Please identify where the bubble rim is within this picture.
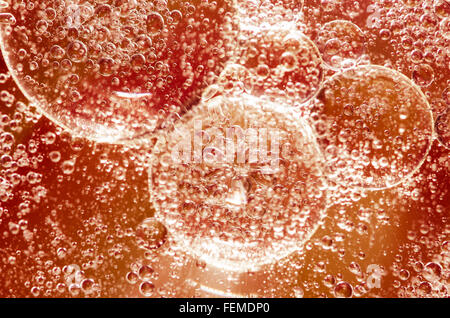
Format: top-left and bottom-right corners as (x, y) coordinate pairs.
(236, 20), (325, 106)
(435, 109), (450, 150)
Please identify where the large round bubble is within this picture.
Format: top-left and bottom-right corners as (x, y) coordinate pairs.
(148, 92), (328, 271)
(0, 0), (237, 143)
(308, 65), (434, 190)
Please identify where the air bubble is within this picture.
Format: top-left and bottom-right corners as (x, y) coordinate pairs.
(139, 281), (155, 297)
(0, 13), (15, 25)
(315, 20), (366, 70)
(334, 281), (353, 298)
(0, 0), (237, 143)
(433, 0), (450, 18)
(146, 12), (165, 35)
(412, 64), (435, 87)
(309, 65), (433, 189)
(149, 92), (328, 271)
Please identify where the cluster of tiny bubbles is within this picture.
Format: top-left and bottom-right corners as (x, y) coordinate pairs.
(384, 1), (447, 115)
(0, 0), (239, 143)
(392, 217), (450, 297)
(148, 91), (329, 272)
(300, 0), (450, 120)
(305, 64), (434, 191)
(127, 231), (224, 297)
(142, 0), (447, 297)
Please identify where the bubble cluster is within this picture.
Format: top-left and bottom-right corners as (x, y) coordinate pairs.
(149, 92), (328, 271)
(236, 0), (304, 25)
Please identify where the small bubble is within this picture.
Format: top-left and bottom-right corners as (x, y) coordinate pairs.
(334, 281), (353, 298)
(126, 272), (139, 284)
(139, 281), (155, 297)
(423, 262), (442, 282)
(61, 159), (76, 175)
(138, 265), (154, 281)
